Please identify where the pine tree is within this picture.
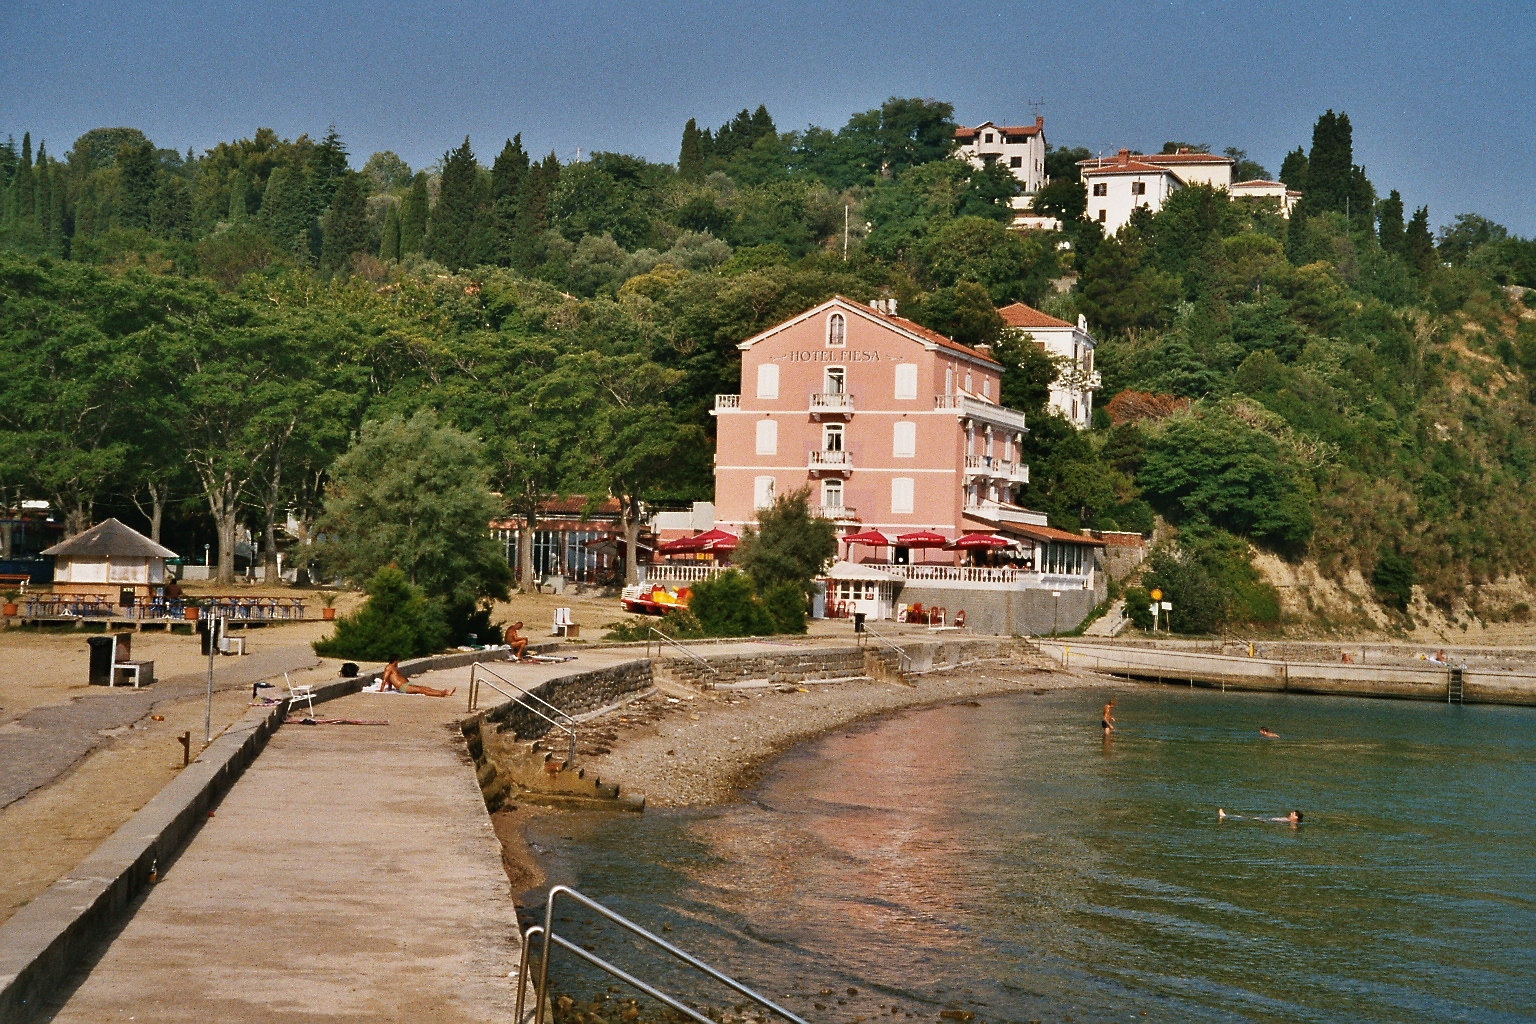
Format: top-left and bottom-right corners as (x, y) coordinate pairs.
(510, 152), (559, 272)
(380, 201), (401, 260)
(399, 172), (429, 254)
(679, 119), (704, 181)
(1404, 206), (1435, 276)
(48, 163), (66, 255)
(1278, 147), (1308, 191)
(306, 126), (349, 217)
(34, 144), (51, 239)
(1377, 190), (1405, 256)
(473, 135), (528, 264)
(1285, 212), (1309, 266)
(260, 165), (314, 263)
(151, 174), (192, 239)
(12, 132), (36, 230)
(749, 104), (776, 141)
(116, 138), (158, 230)
(320, 170), (370, 273)
(424, 137), (479, 270)
(0, 135), (17, 191)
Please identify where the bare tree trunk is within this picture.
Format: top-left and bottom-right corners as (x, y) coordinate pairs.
(131, 482), (167, 543)
(622, 497), (643, 585)
(217, 508), (238, 584)
(518, 511), (537, 592)
(262, 463), (282, 580)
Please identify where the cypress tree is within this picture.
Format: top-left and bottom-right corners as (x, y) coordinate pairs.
(260, 166), (314, 262)
(473, 135), (528, 264)
(510, 152), (559, 273)
(116, 138), (158, 230)
(399, 171), (429, 254)
(306, 126), (349, 217)
(228, 171), (248, 223)
(1278, 147), (1308, 191)
(0, 135), (17, 191)
(1404, 206), (1435, 276)
(749, 104), (776, 142)
(380, 201), (401, 260)
(1377, 190), (1405, 256)
(151, 174), (192, 239)
(320, 170), (370, 273)
(1285, 212), (1309, 266)
(679, 119), (704, 181)
(13, 132), (35, 230)
(48, 163), (66, 255)
(424, 137), (479, 270)
(34, 144), (51, 238)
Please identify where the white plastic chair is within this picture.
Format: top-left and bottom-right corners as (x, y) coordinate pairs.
(284, 671), (316, 717)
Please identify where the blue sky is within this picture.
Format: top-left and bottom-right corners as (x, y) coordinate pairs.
(4, 0), (1533, 234)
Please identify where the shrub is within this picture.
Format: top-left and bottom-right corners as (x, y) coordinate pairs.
(313, 566), (447, 660)
(689, 570), (776, 637)
(1143, 529), (1282, 634)
(759, 579), (809, 635)
(604, 607), (704, 641)
(1371, 550), (1416, 611)
(1123, 586), (1154, 630)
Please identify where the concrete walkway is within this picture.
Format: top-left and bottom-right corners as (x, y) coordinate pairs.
(45, 683), (521, 1023)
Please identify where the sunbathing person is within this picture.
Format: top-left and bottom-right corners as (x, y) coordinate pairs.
(380, 656), (455, 697)
(505, 621), (529, 661)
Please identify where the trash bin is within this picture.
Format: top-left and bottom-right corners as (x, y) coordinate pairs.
(87, 636), (116, 685)
(853, 612), (867, 634)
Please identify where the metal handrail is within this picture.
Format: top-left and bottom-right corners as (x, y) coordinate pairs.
(529, 885), (810, 1024)
(645, 628), (717, 674)
(861, 624), (911, 672)
(468, 663), (578, 765)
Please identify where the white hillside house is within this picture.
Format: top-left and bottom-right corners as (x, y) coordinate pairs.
(998, 302), (1101, 429)
(1230, 179), (1302, 217)
(955, 118), (1048, 194)
(1080, 149), (1240, 236)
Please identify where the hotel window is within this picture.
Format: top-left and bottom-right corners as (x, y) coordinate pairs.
(964, 371), (973, 393)
(827, 312), (846, 348)
(755, 419), (778, 455)
(984, 133), (993, 143)
(753, 476), (776, 509)
(1009, 156), (1022, 168)
(1098, 210), (1107, 223)
(1092, 182), (1107, 197)
(985, 426), (994, 457)
(945, 366), (954, 395)
(824, 366), (845, 395)
(894, 363), (918, 400)
(1084, 348), (1093, 373)
(1131, 181), (1147, 195)
(892, 421), (916, 457)
(823, 423), (844, 452)
(756, 363), (779, 399)
(822, 479), (843, 509)
(982, 377), (991, 400)
(891, 477), (914, 514)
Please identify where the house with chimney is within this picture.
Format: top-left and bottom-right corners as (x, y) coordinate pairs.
(998, 303), (1101, 429)
(1079, 148), (1302, 235)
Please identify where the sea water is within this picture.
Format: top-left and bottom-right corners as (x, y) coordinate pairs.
(523, 687), (1536, 1023)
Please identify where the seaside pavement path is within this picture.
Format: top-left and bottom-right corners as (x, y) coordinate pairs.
(38, 646), (670, 1022)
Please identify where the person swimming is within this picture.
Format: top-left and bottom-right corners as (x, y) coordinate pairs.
(1259, 727), (1279, 738)
(1101, 699), (1116, 733)
(1268, 810), (1303, 825)
(1219, 809), (1302, 824)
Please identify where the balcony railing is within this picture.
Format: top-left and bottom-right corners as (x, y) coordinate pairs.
(808, 450), (853, 474)
(713, 394), (741, 411)
(642, 563), (729, 583)
(964, 454), (1027, 480)
(880, 564), (1094, 589)
(808, 504), (859, 522)
(935, 394), (1029, 432)
(808, 392), (855, 415)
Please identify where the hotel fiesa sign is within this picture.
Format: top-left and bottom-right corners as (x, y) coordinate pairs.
(777, 350), (885, 363)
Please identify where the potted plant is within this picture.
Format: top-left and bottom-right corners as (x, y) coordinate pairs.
(2, 588), (19, 617)
(183, 596), (202, 621)
(319, 591), (339, 621)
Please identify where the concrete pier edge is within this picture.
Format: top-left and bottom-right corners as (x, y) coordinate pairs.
(0, 647), (517, 1022)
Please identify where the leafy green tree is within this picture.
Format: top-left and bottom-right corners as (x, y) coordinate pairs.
(1223, 147), (1269, 182)
(995, 326), (1061, 414)
(1077, 234), (1180, 336)
(916, 215), (1057, 303)
(678, 118), (704, 181)
(837, 97), (957, 182)
(399, 171), (429, 254)
(1278, 147), (1308, 191)
(361, 150), (413, 192)
(737, 487), (837, 604)
(1437, 213), (1507, 265)
(227, 170), (249, 224)
(1138, 410), (1315, 551)
(1143, 529), (1280, 633)
(151, 174), (192, 239)
(1032, 176), (1086, 223)
(1371, 548), (1415, 611)
(907, 281), (1007, 348)
(425, 137), (480, 269)
(474, 135), (529, 265)
(317, 410), (511, 621)
(313, 565), (448, 659)
(320, 170), (369, 273)
(260, 166), (314, 262)
(688, 569), (775, 637)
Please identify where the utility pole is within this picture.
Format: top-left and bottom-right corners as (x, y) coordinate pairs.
(843, 204), (849, 260)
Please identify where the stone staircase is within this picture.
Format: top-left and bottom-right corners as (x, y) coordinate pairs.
(465, 717), (644, 812)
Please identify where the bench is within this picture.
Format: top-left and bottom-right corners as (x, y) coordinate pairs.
(551, 606), (581, 638)
(111, 660), (155, 687)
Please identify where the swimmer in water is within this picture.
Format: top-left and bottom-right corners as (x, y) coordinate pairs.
(1259, 727), (1279, 738)
(1267, 810), (1303, 826)
(1102, 699), (1116, 733)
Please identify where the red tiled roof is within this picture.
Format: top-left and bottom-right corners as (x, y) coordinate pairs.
(1141, 152), (1233, 165)
(835, 297), (1003, 367)
(955, 118), (1043, 140)
(997, 302), (1073, 330)
(1231, 179), (1285, 187)
(1080, 159), (1170, 176)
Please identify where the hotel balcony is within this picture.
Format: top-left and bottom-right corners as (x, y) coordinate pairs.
(808, 504), (859, 524)
(935, 394), (1029, 433)
(808, 392), (855, 419)
(808, 450), (853, 477)
(711, 394), (741, 414)
(964, 454), (1029, 483)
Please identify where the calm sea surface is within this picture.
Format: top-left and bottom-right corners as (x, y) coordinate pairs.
(524, 687), (1536, 1023)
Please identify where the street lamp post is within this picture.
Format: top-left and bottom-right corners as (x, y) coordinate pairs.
(1051, 590), (1061, 636)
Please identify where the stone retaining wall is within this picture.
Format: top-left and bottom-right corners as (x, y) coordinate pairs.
(484, 660), (654, 740)
(899, 585), (1102, 637)
(656, 647), (872, 690)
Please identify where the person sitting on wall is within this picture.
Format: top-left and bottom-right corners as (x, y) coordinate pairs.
(505, 621), (529, 661)
(380, 656), (455, 697)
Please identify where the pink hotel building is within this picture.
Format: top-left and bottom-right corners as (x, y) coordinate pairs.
(708, 297), (1106, 634)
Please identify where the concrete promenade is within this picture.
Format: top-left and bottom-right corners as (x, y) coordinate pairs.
(43, 681), (522, 1023)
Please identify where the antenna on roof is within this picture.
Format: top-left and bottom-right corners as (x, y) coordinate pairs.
(1026, 97), (1045, 118)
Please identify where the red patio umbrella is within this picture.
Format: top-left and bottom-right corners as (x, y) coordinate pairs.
(946, 533), (1013, 550)
(657, 534), (706, 554)
(842, 529), (893, 547)
(692, 527), (739, 552)
(895, 530), (949, 548)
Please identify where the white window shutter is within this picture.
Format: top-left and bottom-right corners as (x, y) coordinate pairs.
(894, 363), (918, 399)
(754, 476), (776, 509)
(892, 421), (916, 457)
(755, 419), (778, 455)
(891, 478), (915, 514)
(756, 363), (779, 399)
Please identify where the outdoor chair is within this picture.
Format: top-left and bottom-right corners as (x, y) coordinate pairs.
(284, 671), (316, 717)
(552, 607), (581, 638)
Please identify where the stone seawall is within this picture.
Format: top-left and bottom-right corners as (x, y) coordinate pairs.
(898, 586), (1101, 637)
(484, 660), (654, 740)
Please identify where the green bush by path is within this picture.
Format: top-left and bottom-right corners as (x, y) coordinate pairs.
(313, 566), (447, 660)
